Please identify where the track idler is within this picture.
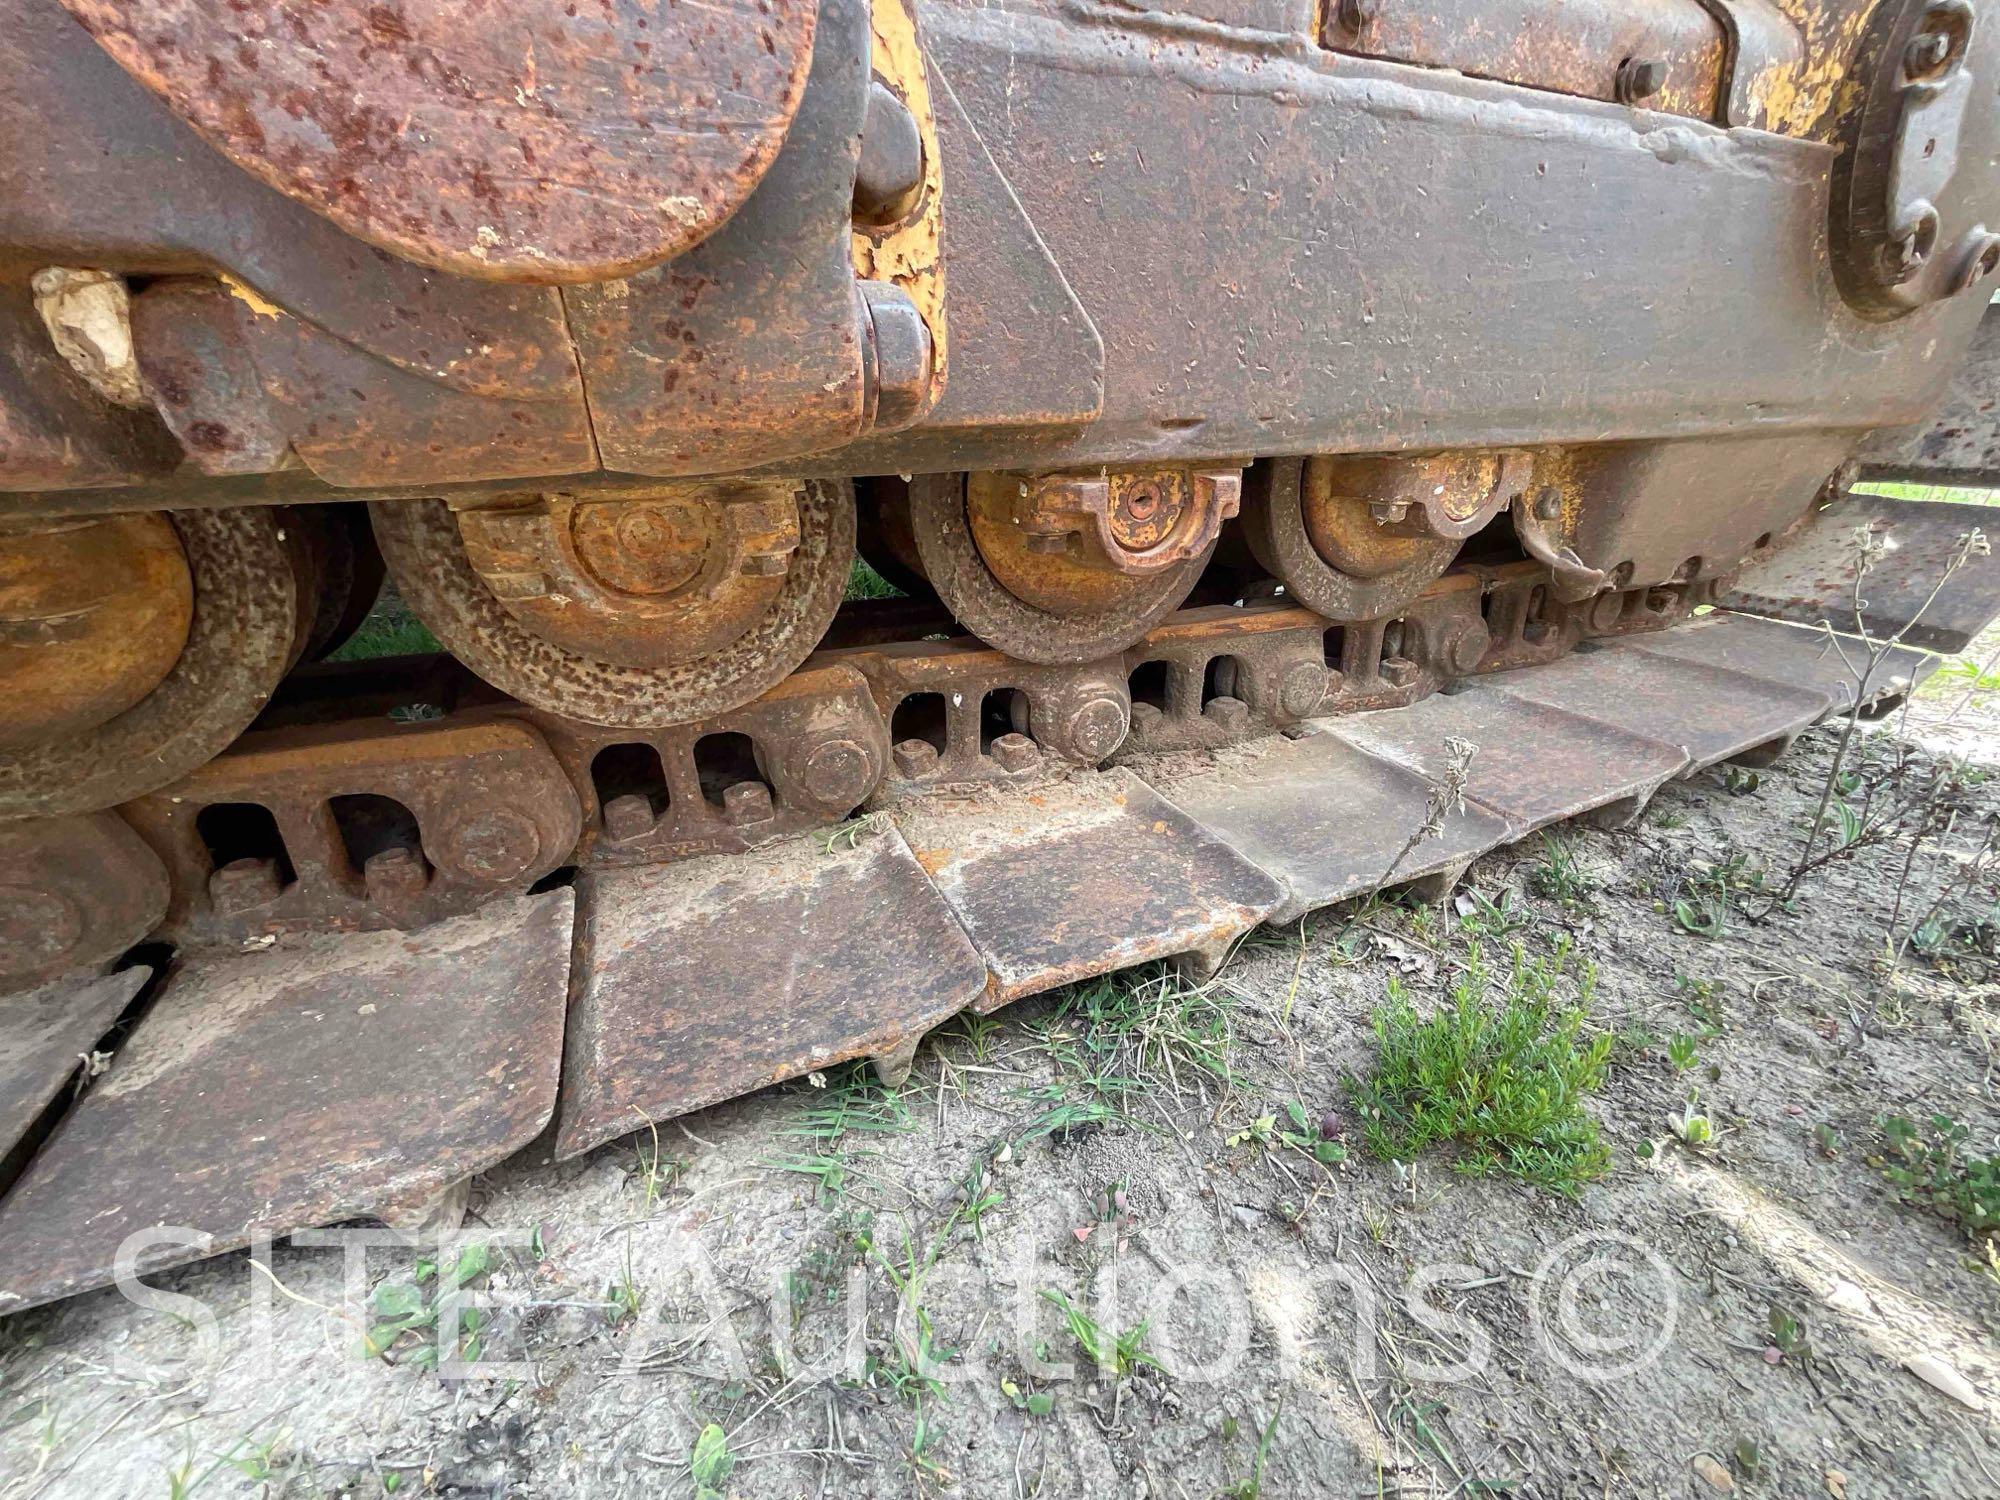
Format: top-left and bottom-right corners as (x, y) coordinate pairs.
(1242, 452), (1528, 624)
(371, 481), (855, 726)
(904, 467), (1240, 663)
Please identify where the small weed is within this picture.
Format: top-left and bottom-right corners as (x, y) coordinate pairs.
(1000, 1377), (1054, 1416)
(365, 1242), (492, 1365)
(690, 1422), (734, 1500)
(1228, 1099), (1347, 1165)
(1815, 1122), (1842, 1159)
(1530, 828), (1593, 908)
(604, 1236), (643, 1327)
(1875, 1114), (2000, 1249)
(1347, 940), (1611, 1194)
(845, 558), (903, 601)
(1455, 886), (1525, 938)
(1223, 1401), (1283, 1499)
(1723, 766), (1762, 797)
(1669, 1091), (1716, 1148)
(1043, 966), (1241, 1094)
(1765, 1306), (1812, 1364)
(785, 1063), (913, 1144)
(1040, 1289), (1160, 1380)
(1666, 1033), (1700, 1072)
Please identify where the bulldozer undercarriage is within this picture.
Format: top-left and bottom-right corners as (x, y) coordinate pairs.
(5, 0), (2000, 1312)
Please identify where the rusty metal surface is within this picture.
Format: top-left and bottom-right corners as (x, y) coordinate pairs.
(0, 514), (191, 748)
(818, 634), (1130, 791)
(823, 3), (1985, 484)
(0, 508), (298, 820)
(1529, 433), (1856, 592)
(556, 824), (985, 1158)
(0, 967), (147, 1169)
(1243, 459), (1460, 623)
(0, 0), (595, 397)
(121, 715), (582, 949)
(1482, 638), (1835, 772)
(522, 662), (888, 865)
(1860, 303), (2000, 485)
(221, 294), (598, 489)
(1324, 0), (1729, 120)
(1328, 683), (1689, 833)
(59, 0), (816, 284)
(1146, 734), (1512, 926)
(1826, 0), (2000, 319)
(1721, 492), (2000, 654)
(897, 768), (1283, 1008)
(0, 891), (574, 1316)
(566, 0), (891, 476)
(371, 483), (854, 727)
(1628, 610), (1934, 709)
(0, 814), (168, 990)
(909, 473), (1219, 663)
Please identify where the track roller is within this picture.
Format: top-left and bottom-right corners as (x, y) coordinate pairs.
(1242, 453), (1528, 621)
(905, 468), (1239, 664)
(370, 482), (855, 727)
(0, 509), (300, 819)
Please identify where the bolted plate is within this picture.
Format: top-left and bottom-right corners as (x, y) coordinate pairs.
(897, 769), (1284, 1009)
(1326, 685), (1688, 833)
(1143, 736), (1512, 926)
(0, 891), (573, 1317)
(1481, 639), (1836, 772)
(1624, 610), (1934, 711)
(1721, 494), (2000, 655)
(0, 967), (148, 1173)
(555, 823), (986, 1160)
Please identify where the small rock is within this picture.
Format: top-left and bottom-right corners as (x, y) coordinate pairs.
(1825, 1469), (1848, 1499)
(1230, 1203), (1265, 1231)
(1823, 1280), (1875, 1319)
(1692, 1454), (1735, 1492)
(1905, 1353), (1982, 1409)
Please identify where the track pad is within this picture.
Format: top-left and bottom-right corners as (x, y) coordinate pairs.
(1145, 736), (1512, 926)
(0, 892), (573, 1316)
(556, 823), (987, 1160)
(897, 769), (1283, 1009)
(0, 968), (148, 1175)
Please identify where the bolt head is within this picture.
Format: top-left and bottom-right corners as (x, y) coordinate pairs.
(1279, 662), (1328, 719)
(723, 781), (776, 825)
(1616, 57), (1667, 103)
(208, 856), (283, 915)
(990, 732), (1042, 774)
(0, 884), (82, 961)
(1203, 695), (1251, 734)
(1379, 657), (1421, 689)
(800, 737), (876, 807)
(363, 845), (429, 904)
(434, 807), (542, 883)
(1447, 621), (1492, 676)
(1905, 31), (1952, 78)
(1066, 696), (1130, 762)
(601, 793), (656, 844)
(892, 738), (942, 778)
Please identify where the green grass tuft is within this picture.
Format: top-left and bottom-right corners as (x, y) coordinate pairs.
(845, 558), (905, 600)
(1348, 939), (1612, 1194)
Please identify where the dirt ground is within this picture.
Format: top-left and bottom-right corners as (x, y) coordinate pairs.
(5, 634), (2000, 1500)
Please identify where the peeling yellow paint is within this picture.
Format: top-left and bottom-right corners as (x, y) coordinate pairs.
(219, 272), (284, 321)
